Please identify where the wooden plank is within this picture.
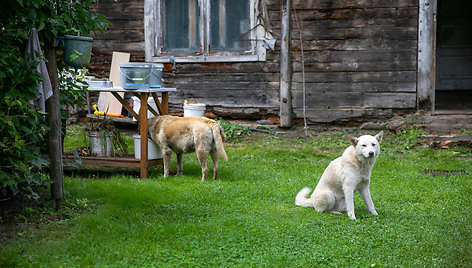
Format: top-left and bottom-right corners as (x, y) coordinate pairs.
(270, 7), (418, 29)
(417, 0), (436, 110)
(292, 39), (417, 51)
(294, 7), (418, 21)
(92, 30), (144, 41)
(166, 86), (279, 104)
(292, 71), (416, 83)
(97, 52), (130, 115)
(292, 81), (416, 92)
(144, 0), (154, 61)
(93, 1), (143, 11)
(92, 20), (144, 30)
(62, 154), (162, 169)
(168, 81), (274, 90)
(161, 72), (279, 82)
(109, 52), (129, 87)
(292, 27), (418, 41)
(288, 0), (418, 9)
(292, 50), (417, 64)
(165, 62), (278, 74)
(86, 114), (137, 124)
(291, 51), (417, 72)
(93, 41), (145, 54)
(293, 107), (395, 123)
(292, 91), (416, 109)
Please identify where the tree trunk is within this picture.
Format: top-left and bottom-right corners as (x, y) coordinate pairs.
(44, 38), (64, 211)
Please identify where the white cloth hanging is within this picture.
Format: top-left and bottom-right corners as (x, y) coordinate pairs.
(24, 28), (53, 113)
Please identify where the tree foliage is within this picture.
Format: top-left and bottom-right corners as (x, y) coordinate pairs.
(0, 0), (109, 199)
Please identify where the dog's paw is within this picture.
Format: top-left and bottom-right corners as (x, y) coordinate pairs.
(370, 209), (378, 216)
(348, 211), (356, 220)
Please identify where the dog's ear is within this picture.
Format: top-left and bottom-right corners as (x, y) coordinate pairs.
(349, 136), (358, 146)
(375, 130), (384, 144)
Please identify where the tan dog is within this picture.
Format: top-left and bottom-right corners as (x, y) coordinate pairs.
(295, 131), (383, 219)
(148, 115), (228, 181)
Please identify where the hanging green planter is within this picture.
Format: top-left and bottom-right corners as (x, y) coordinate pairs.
(62, 35), (93, 69)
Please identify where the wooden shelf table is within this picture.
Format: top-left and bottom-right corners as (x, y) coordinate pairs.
(85, 86), (177, 178)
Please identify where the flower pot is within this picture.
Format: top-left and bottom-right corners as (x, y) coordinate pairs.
(89, 131), (113, 157)
(62, 35), (93, 69)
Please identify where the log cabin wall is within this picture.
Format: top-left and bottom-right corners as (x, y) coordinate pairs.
(287, 0), (418, 123)
(90, 0), (419, 123)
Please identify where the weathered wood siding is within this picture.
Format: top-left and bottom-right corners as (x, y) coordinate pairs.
(89, 0), (145, 77)
(285, 0), (418, 122)
(90, 0), (419, 123)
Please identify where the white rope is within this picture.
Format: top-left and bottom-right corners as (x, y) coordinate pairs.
(293, 8), (308, 136)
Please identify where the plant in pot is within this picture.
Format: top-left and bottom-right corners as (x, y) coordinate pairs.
(85, 118), (128, 157)
(61, 35), (94, 69)
(55, 0), (110, 70)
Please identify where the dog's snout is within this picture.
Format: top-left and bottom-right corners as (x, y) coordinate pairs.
(369, 151), (374, 157)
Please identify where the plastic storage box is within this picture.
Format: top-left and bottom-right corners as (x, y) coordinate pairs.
(119, 63), (163, 89)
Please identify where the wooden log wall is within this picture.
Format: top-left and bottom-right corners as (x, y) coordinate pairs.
(89, 0), (145, 78)
(286, 0), (419, 122)
(89, 0), (419, 123)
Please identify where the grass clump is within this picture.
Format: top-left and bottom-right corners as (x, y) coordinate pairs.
(0, 126), (471, 267)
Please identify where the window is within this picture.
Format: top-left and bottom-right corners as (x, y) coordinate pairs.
(144, 0), (272, 62)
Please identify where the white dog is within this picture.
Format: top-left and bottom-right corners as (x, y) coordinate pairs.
(295, 131), (383, 219)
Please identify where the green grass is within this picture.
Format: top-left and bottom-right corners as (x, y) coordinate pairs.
(1, 127), (471, 267)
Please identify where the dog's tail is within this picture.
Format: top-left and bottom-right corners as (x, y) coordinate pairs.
(211, 124), (228, 162)
(295, 187), (314, 207)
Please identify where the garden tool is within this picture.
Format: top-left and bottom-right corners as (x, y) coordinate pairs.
(93, 104), (123, 117)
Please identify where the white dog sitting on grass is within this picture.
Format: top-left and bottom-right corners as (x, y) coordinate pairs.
(295, 131), (383, 220)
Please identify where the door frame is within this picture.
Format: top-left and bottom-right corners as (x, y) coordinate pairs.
(417, 0), (437, 112)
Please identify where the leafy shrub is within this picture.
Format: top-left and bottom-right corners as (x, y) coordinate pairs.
(218, 119), (250, 139)
(0, 0), (109, 200)
(0, 26), (51, 199)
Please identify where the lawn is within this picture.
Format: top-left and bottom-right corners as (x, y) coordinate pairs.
(1, 125), (471, 267)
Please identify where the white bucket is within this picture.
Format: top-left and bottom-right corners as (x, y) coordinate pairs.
(184, 103), (206, 117)
(133, 134), (162, 160)
(131, 96), (160, 121)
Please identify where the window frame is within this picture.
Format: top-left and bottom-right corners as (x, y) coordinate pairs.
(144, 0), (268, 63)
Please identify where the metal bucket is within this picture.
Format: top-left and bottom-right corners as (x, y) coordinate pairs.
(89, 131), (113, 157)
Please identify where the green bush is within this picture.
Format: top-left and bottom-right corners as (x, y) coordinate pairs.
(218, 119), (250, 139)
(0, 0), (109, 199)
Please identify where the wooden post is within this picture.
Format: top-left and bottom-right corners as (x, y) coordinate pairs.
(44, 38), (64, 210)
(417, 0), (437, 111)
(279, 0), (292, 127)
(139, 93), (150, 178)
(161, 92), (169, 114)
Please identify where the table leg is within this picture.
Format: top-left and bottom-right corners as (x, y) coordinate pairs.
(162, 92), (169, 114)
(139, 93), (149, 178)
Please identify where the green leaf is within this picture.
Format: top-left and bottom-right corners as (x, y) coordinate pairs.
(29, 157), (49, 169)
(37, 21), (45, 32)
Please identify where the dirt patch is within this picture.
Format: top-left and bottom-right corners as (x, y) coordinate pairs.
(0, 194), (66, 244)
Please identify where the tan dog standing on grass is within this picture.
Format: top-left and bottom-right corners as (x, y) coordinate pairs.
(295, 131), (383, 219)
(148, 115), (228, 181)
